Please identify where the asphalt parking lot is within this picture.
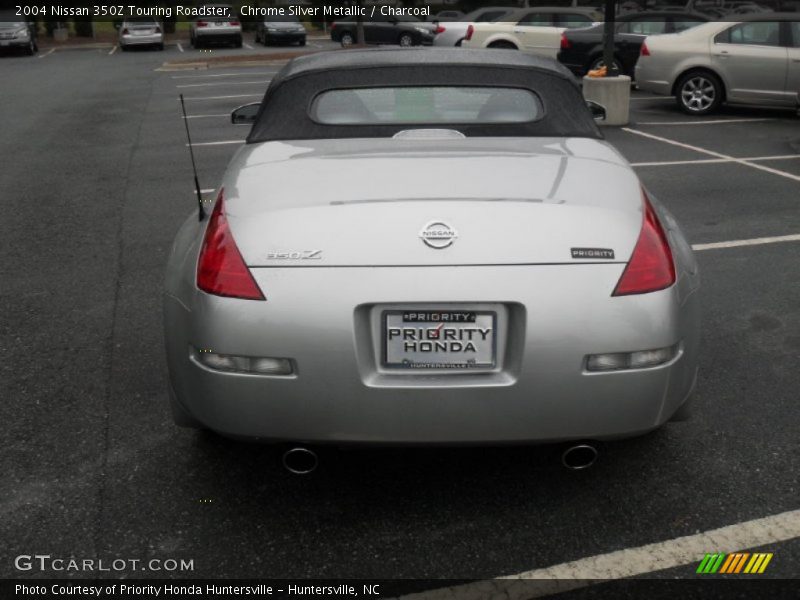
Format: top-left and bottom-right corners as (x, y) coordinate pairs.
(0, 43), (798, 588)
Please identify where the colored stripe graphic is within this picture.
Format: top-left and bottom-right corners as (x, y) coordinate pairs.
(701, 552), (773, 574)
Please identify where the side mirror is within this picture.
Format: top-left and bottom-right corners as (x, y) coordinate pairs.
(586, 100), (606, 122)
(231, 102), (261, 125)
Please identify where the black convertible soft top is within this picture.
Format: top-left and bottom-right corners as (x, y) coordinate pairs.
(247, 48), (602, 143)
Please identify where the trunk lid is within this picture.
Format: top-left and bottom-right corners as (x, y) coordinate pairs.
(222, 136), (644, 267)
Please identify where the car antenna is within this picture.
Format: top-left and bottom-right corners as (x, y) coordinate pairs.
(179, 94), (206, 222)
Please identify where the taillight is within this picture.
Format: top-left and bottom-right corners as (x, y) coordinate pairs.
(435, 25), (446, 34)
(197, 190), (265, 301)
(121, 28), (129, 35)
(331, 22), (337, 30)
(560, 33), (571, 49)
(612, 191), (675, 296)
(465, 24), (474, 41)
(230, 21), (240, 26)
(640, 41), (650, 56)
(197, 20), (208, 28)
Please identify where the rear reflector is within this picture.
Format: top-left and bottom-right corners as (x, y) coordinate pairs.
(465, 24), (474, 41)
(230, 21), (240, 26)
(197, 21), (208, 27)
(194, 349), (293, 375)
(640, 42), (650, 56)
(196, 189), (265, 301)
(586, 345), (678, 372)
(612, 190), (675, 296)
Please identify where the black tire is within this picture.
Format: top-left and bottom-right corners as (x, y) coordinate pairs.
(298, 38), (306, 46)
(157, 42), (164, 51)
(487, 40), (517, 50)
(588, 55), (623, 75)
(675, 70), (723, 116)
(398, 32), (414, 47)
(234, 36), (242, 48)
(340, 31), (355, 47)
(120, 44), (128, 52)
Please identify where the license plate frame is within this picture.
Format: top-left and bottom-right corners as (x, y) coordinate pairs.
(382, 310), (497, 370)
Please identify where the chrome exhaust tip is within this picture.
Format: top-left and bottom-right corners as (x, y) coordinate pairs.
(282, 447), (318, 475)
(561, 444), (598, 470)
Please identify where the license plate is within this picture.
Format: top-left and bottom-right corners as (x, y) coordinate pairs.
(383, 310), (496, 370)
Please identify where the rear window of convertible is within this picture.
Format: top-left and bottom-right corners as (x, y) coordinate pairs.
(310, 87), (543, 125)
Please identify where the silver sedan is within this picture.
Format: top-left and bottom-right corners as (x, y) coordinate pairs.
(636, 14), (800, 115)
(118, 17), (164, 51)
(165, 50), (700, 461)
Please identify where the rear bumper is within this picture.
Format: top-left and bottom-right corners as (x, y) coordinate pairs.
(120, 34), (163, 46)
(634, 65), (672, 95)
(195, 30), (242, 41)
(165, 265), (699, 444)
(264, 32), (306, 42)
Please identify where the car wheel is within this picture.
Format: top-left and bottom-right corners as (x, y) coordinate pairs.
(157, 42), (164, 51)
(676, 70), (723, 116)
(488, 41), (517, 49)
(299, 38), (306, 46)
(589, 56), (623, 75)
(340, 31), (355, 47)
(398, 33), (414, 47)
(25, 40), (36, 55)
(234, 36), (242, 48)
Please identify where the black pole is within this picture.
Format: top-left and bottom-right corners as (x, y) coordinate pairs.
(602, 0), (618, 77)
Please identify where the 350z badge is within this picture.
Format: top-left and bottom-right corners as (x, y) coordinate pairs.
(266, 250), (323, 260)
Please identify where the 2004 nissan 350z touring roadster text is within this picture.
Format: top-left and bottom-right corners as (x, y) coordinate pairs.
(164, 49), (700, 454)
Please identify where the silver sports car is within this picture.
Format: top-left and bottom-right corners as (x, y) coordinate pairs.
(165, 49), (699, 465)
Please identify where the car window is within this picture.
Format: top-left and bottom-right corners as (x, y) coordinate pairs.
(718, 21), (781, 46)
(623, 19), (668, 35)
(518, 13), (553, 26)
(672, 20), (706, 33)
(474, 10), (509, 23)
(311, 87), (542, 125)
(791, 21), (800, 47)
(558, 14), (593, 29)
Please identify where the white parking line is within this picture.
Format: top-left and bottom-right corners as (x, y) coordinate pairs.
(171, 71), (279, 79)
(108, 45), (117, 56)
(632, 154), (800, 167)
(629, 96), (673, 101)
(181, 94), (263, 101)
(177, 43), (184, 53)
(244, 42), (254, 49)
(693, 233), (800, 252)
(404, 508), (800, 600)
(623, 128), (800, 183)
(38, 48), (55, 59)
(186, 140), (244, 147)
(636, 118), (772, 126)
(183, 114), (229, 119)
(176, 80), (270, 88)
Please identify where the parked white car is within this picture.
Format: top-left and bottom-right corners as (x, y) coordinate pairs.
(433, 6), (516, 47)
(635, 15), (800, 115)
(461, 7), (601, 59)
